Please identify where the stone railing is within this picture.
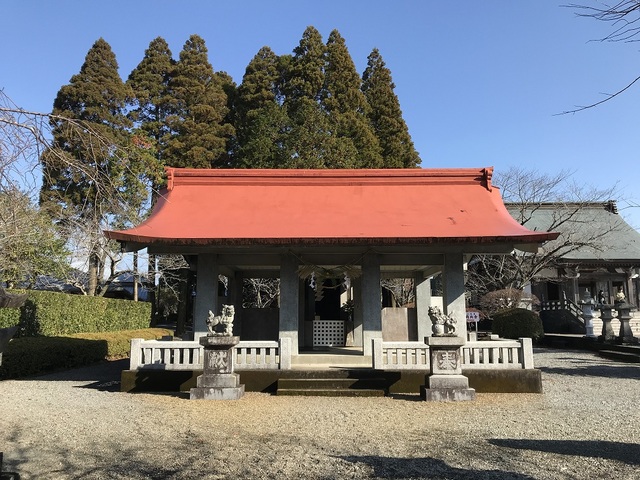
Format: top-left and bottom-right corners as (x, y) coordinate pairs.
(462, 338), (533, 369)
(372, 337), (534, 370)
(129, 337), (292, 371)
(235, 339), (291, 370)
(372, 340), (430, 370)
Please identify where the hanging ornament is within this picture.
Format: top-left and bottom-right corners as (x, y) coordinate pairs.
(309, 272), (316, 290)
(343, 273), (351, 290)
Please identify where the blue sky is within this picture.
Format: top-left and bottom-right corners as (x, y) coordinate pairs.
(3, 0), (640, 227)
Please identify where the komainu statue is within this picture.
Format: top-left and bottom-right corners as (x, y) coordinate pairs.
(427, 306), (457, 336)
(206, 304), (235, 336)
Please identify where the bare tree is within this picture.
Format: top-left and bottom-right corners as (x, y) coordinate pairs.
(243, 278), (280, 309)
(0, 91), (151, 292)
(466, 167), (619, 299)
(381, 278), (415, 307)
(560, 2), (640, 113)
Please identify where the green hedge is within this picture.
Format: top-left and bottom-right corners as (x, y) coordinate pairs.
(491, 308), (545, 343)
(0, 306), (20, 329)
(0, 327), (173, 379)
(0, 289), (151, 336)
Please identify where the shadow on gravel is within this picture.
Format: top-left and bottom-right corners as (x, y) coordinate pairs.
(488, 439), (640, 465)
(338, 455), (535, 479)
(26, 358), (129, 383)
(538, 364), (640, 379)
(387, 393), (423, 402)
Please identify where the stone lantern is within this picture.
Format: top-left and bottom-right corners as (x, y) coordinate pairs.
(579, 289), (597, 339)
(614, 301), (637, 344)
(598, 303), (616, 342)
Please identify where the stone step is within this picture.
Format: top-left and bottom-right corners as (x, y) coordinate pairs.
(292, 354), (372, 367)
(276, 388), (386, 397)
(276, 369), (390, 397)
(278, 368), (385, 380)
(277, 377), (387, 390)
(603, 344), (640, 355)
(599, 350), (640, 363)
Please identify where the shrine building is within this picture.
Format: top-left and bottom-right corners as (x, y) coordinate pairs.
(106, 167), (557, 394)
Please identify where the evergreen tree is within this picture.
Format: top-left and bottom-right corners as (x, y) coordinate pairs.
(362, 48), (421, 168)
(164, 34), (234, 169)
(282, 26), (339, 168)
(234, 46), (290, 168)
(214, 69), (239, 168)
(40, 38), (142, 295)
(324, 30), (383, 168)
(127, 36), (174, 188)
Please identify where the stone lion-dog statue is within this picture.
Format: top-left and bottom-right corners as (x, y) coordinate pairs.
(206, 304), (235, 336)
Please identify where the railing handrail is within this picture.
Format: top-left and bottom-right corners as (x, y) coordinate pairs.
(541, 298), (584, 324)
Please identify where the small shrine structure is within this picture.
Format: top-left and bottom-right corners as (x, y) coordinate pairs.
(108, 167), (557, 395)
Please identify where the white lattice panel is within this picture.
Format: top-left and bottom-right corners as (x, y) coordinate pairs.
(313, 320), (345, 347)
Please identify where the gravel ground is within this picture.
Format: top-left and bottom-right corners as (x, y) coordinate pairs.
(0, 348), (639, 479)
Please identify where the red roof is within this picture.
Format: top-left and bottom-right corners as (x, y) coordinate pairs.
(104, 167), (557, 247)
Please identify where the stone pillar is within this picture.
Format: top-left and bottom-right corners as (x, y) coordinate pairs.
(352, 277), (363, 347)
(421, 336), (476, 402)
(599, 304), (616, 342)
(190, 336), (244, 400)
(362, 253), (382, 356)
(231, 271), (244, 337)
(193, 254), (219, 339)
(279, 254), (299, 355)
(579, 289), (597, 339)
(443, 252), (467, 340)
(615, 302), (637, 344)
(415, 273), (432, 343)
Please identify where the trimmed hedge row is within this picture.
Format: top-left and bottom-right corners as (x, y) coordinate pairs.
(0, 328), (173, 379)
(0, 289), (151, 336)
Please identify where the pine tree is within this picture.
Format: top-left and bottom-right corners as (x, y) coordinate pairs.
(40, 38), (140, 295)
(234, 46), (290, 168)
(324, 30), (383, 168)
(362, 48), (421, 168)
(164, 34), (234, 169)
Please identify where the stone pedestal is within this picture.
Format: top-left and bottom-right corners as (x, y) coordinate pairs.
(598, 305), (615, 342)
(421, 336), (476, 402)
(190, 336), (245, 400)
(615, 302), (637, 344)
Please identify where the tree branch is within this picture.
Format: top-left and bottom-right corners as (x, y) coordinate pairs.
(556, 74), (640, 115)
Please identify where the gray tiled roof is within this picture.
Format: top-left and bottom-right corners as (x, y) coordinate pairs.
(505, 202), (640, 264)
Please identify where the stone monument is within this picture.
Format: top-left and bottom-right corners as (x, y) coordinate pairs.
(190, 305), (245, 400)
(420, 306), (476, 402)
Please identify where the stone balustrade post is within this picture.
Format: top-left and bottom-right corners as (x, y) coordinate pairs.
(129, 338), (143, 370)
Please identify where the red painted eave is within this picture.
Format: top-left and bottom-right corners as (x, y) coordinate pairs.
(104, 167), (559, 247)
